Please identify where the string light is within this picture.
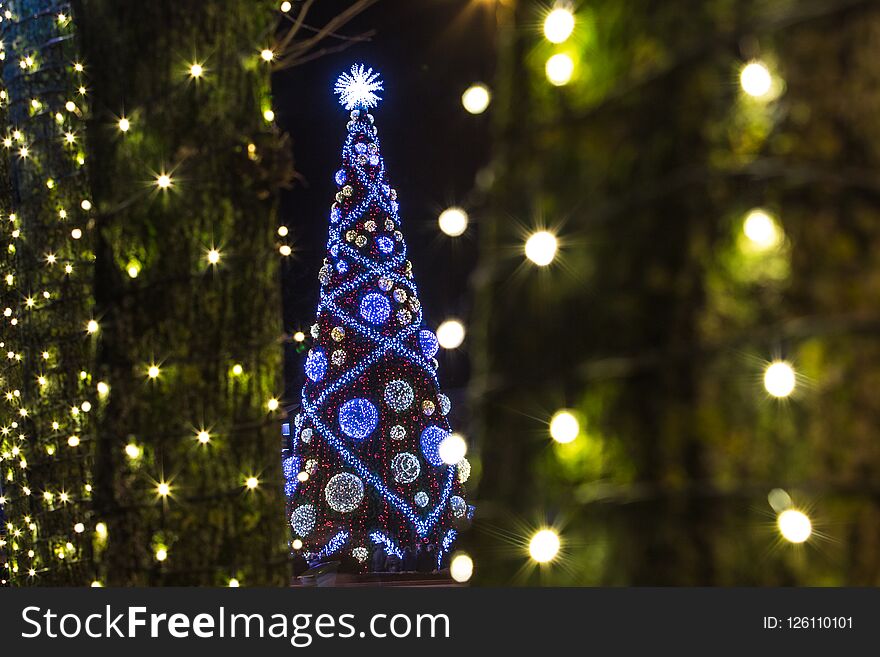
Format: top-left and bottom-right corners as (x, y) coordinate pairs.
(461, 84), (491, 114)
(196, 430), (211, 444)
(778, 509), (811, 543)
(231, 363), (244, 376)
(549, 410), (579, 443)
(118, 117), (130, 132)
(764, 361), (795, 398)
(228, 578), (240, 587)
(189, 62), (204, 79)
(438, 207), (468, 237)
(260, 49), (275, 62)
(545, 53), (574, 86)
(263, 109), (275, 122)
(125, 443), (141, 459)
(267, 398), (280, 411)
(525, 230), (558, 266)
(155, 547), (168, 561)
(86, 319), (99, 334)
(156, 482), (171, 498)
(245, 476), (259, 490)
(147, 364), (161, 379)
(740, 61), (773, 98)
(543, 5), (575, 44)
(436, 319), (465, 350)
(280, 1), (292, 12)
(206, 248), (221, 266)
(279, 244), (292, 256)
(529, 528), (560, 563)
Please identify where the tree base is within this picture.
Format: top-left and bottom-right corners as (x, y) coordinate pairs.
(291, 561), (463, 587)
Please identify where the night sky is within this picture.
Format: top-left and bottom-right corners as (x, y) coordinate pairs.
(274, 0), (495, 402)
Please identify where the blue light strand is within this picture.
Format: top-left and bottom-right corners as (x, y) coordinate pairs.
(370, 530), (403, 560)
(437, 529), (457, 570)
(308, 530), (350, 561)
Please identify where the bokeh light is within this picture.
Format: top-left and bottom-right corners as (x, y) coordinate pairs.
(740, 61), (772, 98)
(461, 84), (491, 114)
(764, 361), (795, 398)
(543, 7), (575, 44)
(525, 231), (558, 266)
(437, 319), (465, 350)
(545, 53), (574, 86)
(777, 509), (812, 543)
(438, 207), (468, 237)
(528, 528), (560, 563)
(549, 410), (579, 443)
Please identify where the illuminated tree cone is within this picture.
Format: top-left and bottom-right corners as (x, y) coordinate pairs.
(286, 65), (471, 571)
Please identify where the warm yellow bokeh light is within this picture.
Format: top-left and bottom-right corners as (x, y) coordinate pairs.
(436, 319), (465, 350)
(197, 430), (211, 444)
(438, 207), (468, 237)
(525, 231), (558, 266)
(545, 53), (574, 86)
(764, 361), (795, 398)
(118, 117), (130, 132)
(245, 476), (260, 490)
(528, 528), (560, 563)
(155, 548), (168, 561)
(450, 553), (474, 583)
(156, 482), (171, 497)
(740, 61), (772, 98)
(155, 173), (172, 189)
(438, 433), (467, 465)
(260, 49), (275, 62)
(461, 84), (491, 115)
(124, 443), (140, 459)
(777, 509), (811, 543)
(147, 364), (161, 379)
(743, 209), (781, 250)
(207, 249), (221, 265)
(267, 398), (280, 411)
(189, 63), (204, 79)
(228, 578), (240, 587)
(549, 410), (579, 444)
(543, 6), (575, 44)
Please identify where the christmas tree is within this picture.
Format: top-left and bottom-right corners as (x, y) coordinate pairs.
(286, 65), (472, 573)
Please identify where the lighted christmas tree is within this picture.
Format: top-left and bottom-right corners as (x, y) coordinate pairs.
(285, 65), (472, 572)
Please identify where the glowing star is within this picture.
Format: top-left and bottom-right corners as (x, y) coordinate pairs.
(334, 64), (384, 110)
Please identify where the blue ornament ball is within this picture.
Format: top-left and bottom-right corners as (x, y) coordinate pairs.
(384, 380), (414, 411)
(335, 169), (347, 186)
(450, 495), (466, 518)
(420, 425), (448, 467)
(338, 398), (379, 440)
(305, 348), (327, 382)
(414, 491), (429, 508)
(290, 504), (316, 537)
(376, 235), (394, 254)
(360, 292), (391, 325)
(419, 329), (439, 359)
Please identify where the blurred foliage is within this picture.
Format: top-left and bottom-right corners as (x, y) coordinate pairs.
(472, 0), (880, 585)
(68, 0), (290, 585)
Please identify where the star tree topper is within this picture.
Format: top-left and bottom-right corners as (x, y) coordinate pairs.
(334, 64), (384, 110)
